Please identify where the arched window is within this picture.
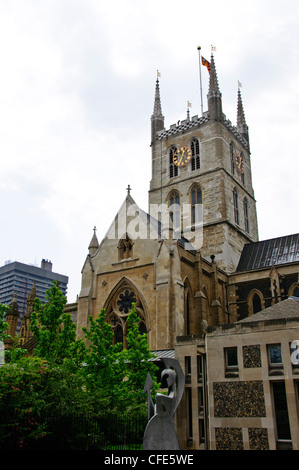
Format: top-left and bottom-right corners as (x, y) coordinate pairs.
(248, 289), (264, 316)
(190, 138), (200, 171)
(169, 191), (180, 229)
(243, 197), (249, 233)
(118, 233), (133, 260)
(252, 293), (262, 314)
(169, 146), (178, 178)
(106, 284), (148, 348)
(233, 187), (239, 225)
(191, 185), (202, 225)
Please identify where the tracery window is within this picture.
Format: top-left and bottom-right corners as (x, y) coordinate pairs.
(169, 146), (178, 178)
(106, 286), (147, 348)
(190, 138), (200, 171)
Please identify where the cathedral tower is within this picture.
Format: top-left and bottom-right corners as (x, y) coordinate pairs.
(149, 53), (258, 273)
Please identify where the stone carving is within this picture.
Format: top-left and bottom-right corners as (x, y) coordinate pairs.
(143, 358), (185, 450)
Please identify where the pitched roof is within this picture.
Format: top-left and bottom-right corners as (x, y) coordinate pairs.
(237, 296), (299, 323)
(236, 234), (299, 272)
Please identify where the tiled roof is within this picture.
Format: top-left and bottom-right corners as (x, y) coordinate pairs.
(237, 296), (299, 323)
(236, 234), (299, 272)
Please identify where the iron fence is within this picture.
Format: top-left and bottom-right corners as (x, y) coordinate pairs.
(0, 407), (147, 450)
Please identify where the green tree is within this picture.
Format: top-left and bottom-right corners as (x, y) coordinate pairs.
(124, 304), (159, 405)
(0, 303), (9, 343)
(82, 306), (159, 413)
(82, 309), (126, 409)
(30, 282), (77, 364)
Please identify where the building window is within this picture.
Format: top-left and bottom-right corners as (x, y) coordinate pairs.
(247, 290), (264, 316)
(233, 187), (239, 225)
(268, 344), (283, 368)
(225, 347), (239, 377)
(272, 381), (291, 445)
(252, 293), (262, 313)
(169, 191), (180, 229)
(106, 284), (147, 348)
(191, 185), (202, 225)
(197, 355), (203, 382)
(169, 146), (178, 178)
(187, 388), (193, 444)
(243, 197), (249, 233)
(190, 138), (200, 171)
(225, 347), (238, 369)
(118, 233), (133, 260)
(185, 356), (191, 384)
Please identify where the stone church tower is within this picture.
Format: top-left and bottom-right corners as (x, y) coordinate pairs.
(149, 54), (258, 274)
(76, 53), (259, 350)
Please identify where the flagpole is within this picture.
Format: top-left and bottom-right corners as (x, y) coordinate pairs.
(197, 46), (203, 117)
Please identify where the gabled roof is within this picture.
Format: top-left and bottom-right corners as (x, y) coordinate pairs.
(99, 192), (197, 254)
(236, 234), (299, 272)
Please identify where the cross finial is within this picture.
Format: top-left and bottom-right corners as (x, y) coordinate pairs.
(126, 184), (131, 195)
(93, 226), (97, 234)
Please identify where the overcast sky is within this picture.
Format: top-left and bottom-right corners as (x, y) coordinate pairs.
(0, 0), (298, 303)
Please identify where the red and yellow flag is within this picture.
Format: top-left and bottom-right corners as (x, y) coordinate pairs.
(201, 56), (211, 74)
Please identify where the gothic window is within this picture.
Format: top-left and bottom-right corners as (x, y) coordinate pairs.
(252, 293), (262, 314)
(169, 146), (178, 178)
(190, 138), (200, 171)
(243, 197), (249, 233)
(105, 284), (147, 348)
(169, 191), (180, 229)
(118, 233), (133, 260)
(248, 289), (264, 316)
(230, 142), (235, 175)
(233, 187), (239, 225)
(191, 185), (202, 225)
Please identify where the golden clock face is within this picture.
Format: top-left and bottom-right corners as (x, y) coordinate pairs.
(173, 146), (192, 167)
(234, 152), (244, 174)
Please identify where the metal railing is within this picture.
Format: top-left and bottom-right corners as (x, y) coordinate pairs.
(0, 407), (147, 450)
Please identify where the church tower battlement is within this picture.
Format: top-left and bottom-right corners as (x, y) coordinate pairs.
(149, 53), (258, 273)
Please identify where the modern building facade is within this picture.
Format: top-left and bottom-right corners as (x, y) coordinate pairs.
(175, 296), (299, 450)
(0, 259), (68, 331)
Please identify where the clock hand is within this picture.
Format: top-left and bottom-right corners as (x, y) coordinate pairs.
(179, 148), (185, 165)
